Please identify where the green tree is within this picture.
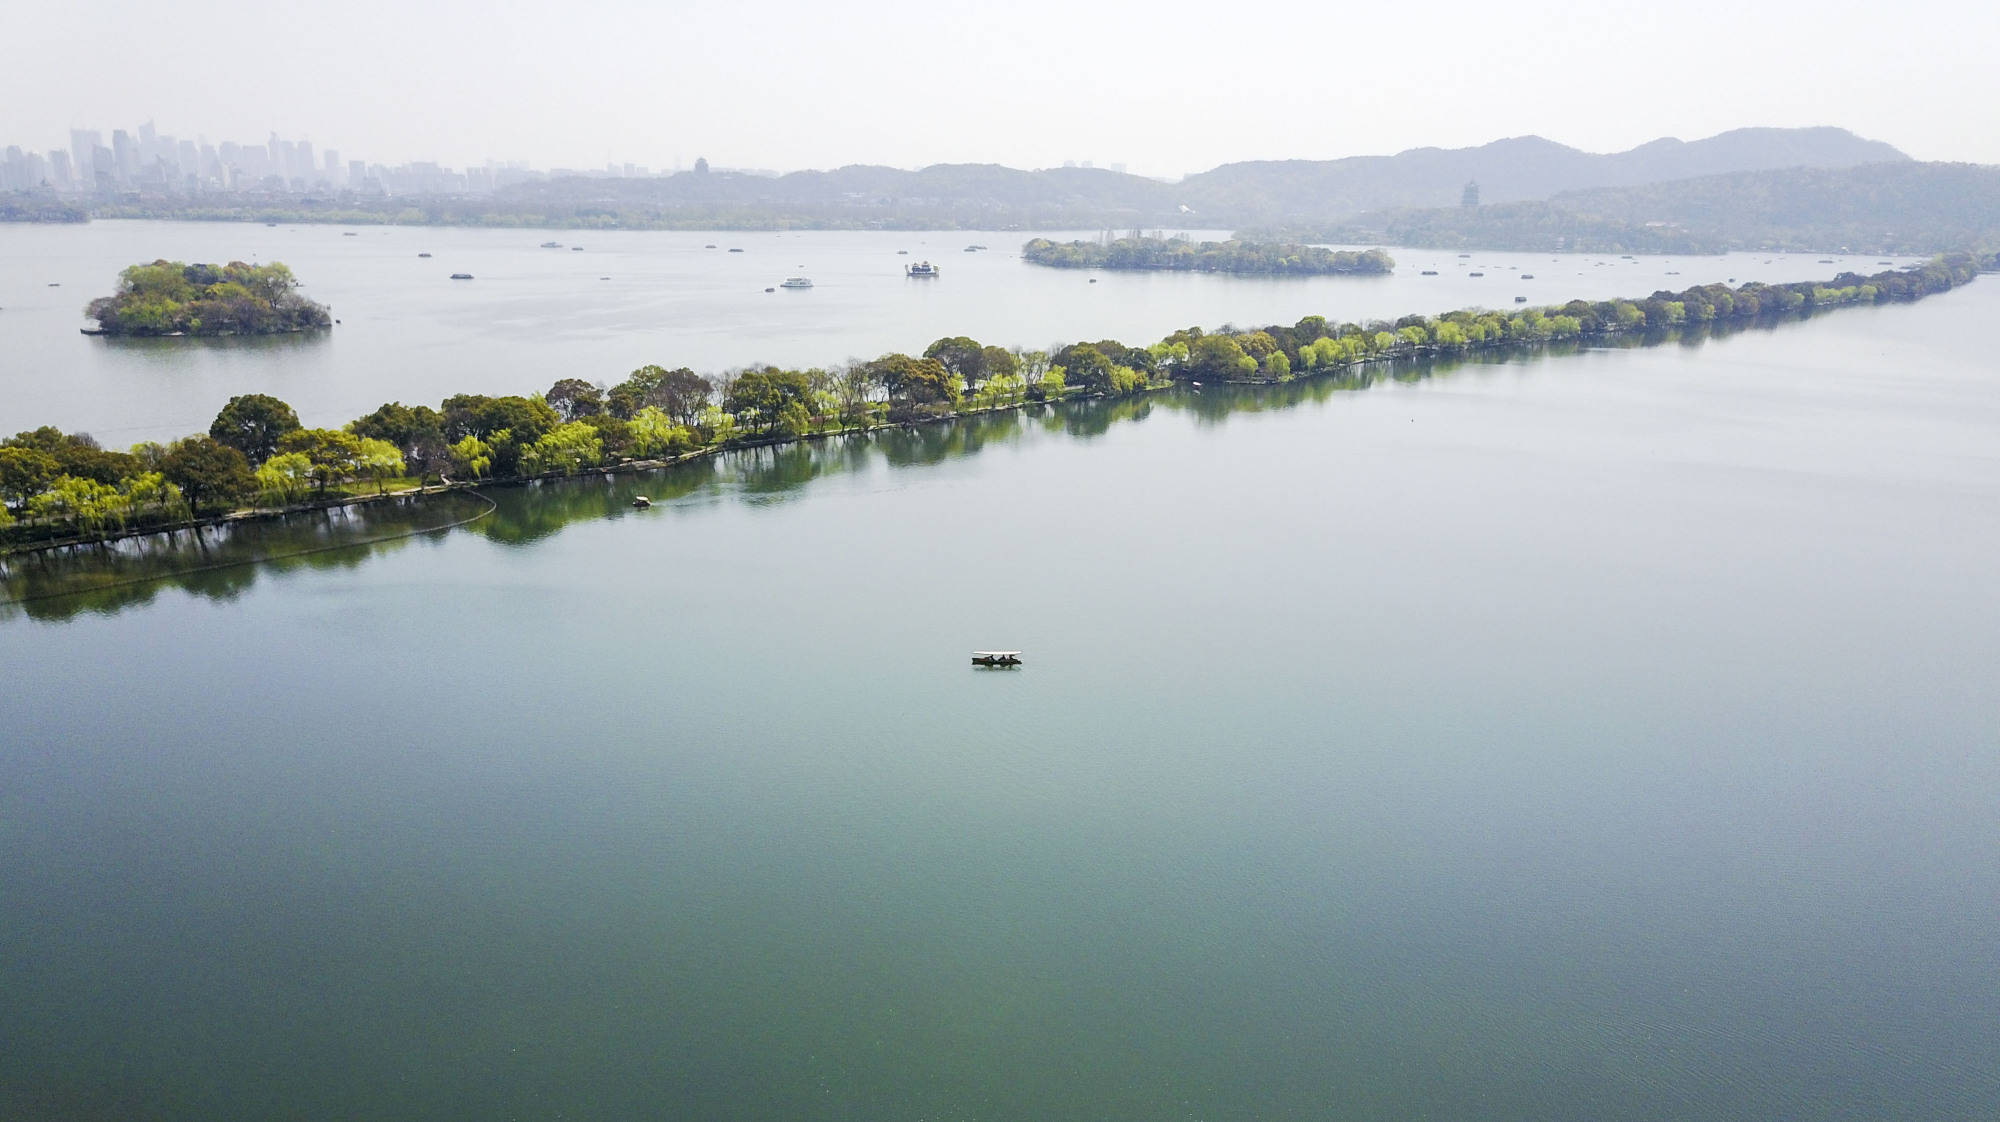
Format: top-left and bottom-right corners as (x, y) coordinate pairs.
(724, 368), (814, 434)
(161, 435), (255, 513)
(0, 446), (60, 511)
(276, 428), (365, 496)
(866, 354), (960, 411)
(924, 336), (987, 389)
(27, 475), (123, 533)
(447, 435), (493, 480)
(545, 378), (605, 421)
(210, 394), (302, 465)
(1185, 335), (1250, 381)
(518, 422), (604, 475)
(627, 407), (690, 458)
(1060, 345), (1115, 393)
(254, 453), (314, 504)
(353, 438), (407, 494)
(348, 402), (448, 482)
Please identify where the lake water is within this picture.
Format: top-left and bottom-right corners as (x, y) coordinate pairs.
(0, 220), (1916, 444)
(3, 227), (1998, 1120)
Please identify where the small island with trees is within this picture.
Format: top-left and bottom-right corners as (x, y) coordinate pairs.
(1022, 236), (1394, 276)
(84, 260), (332, 337)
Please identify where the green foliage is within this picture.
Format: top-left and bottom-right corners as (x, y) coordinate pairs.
(866, 353), (961, 413)
(518, 422), (605, 475)
(447, 436), (493, 480)
(1023, 236), (1394, 275)
(545, 378), (606, 421)
(608, 365), (712, 425)
(255, 453), (314, 504)
(0, 446), (61, 510)
(277, 428), (366, 496)
(161, 436), (255, 513)
(626, 407), (693, 458)
(85, 259), (332, 336)
(210, 394), (302, 465)
(723, 368), (814, 434)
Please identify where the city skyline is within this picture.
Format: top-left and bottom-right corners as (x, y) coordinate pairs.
(9, 0), (2000, 177)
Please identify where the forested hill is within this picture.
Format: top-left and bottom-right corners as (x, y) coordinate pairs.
(1288, 162), (2000, 255)
(1176, 127), (1908, 223)
(74, 127), (1911, 232)
(469, 127), (1905, 230)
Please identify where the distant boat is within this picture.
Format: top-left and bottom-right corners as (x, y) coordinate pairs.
(1520, 273), (1535, 279)
(1818, 258), (1835, 263)
(450, 273), (474, 280)
(780, 277), (813, 289)
(965, 246), (980, 252)
(571, 246), (584, 251)
(705, 244), (718, 249)
(972, 650), (1022, 667)
(342, 232), (357, 237)
(1514, 295), (1528, 303)
(1457, 253), (1471, 258)
(897, 249), (910, 255)
(1420, 270), (1438, 275)
(1468, 271), (1484, 277)
(541, 241), (563, 248)
(418, 252), (432, 258)
(728, 248), (745, 253)
(906, 261), (939, 277)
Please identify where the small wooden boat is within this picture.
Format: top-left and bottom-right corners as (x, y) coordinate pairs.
(971, 650), (1022, 667)
(1514, 295), (1528, 303)
(632, 496), (652, 508)
(418, 252), (432, 258)
(1420, 270), (1438, 275)
(450, 273), (474, 280)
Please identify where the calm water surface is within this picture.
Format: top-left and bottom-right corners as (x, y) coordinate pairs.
(1, 255), (1997, 1120)
(0, 220), (1916, 443)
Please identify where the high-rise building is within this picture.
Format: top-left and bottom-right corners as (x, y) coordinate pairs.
(49, 149), (73, 190)
(69, 129), (101, 190)
(112, 129), (136, 184)
(323, 149), (342, 186)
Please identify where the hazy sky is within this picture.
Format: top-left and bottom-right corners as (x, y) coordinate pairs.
(8, 0), (1998, 176)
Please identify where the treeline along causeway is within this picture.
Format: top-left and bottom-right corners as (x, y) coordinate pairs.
(1, 254), (1987, 556)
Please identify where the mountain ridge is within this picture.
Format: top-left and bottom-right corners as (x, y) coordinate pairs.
(481, 127), (1909, 230)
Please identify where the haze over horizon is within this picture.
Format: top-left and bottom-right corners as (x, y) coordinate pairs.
(8, 0), (1998, 177)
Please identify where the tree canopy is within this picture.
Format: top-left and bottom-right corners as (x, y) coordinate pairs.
(1022, 236), (1393, 276)
(85, 260), (333, 336)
